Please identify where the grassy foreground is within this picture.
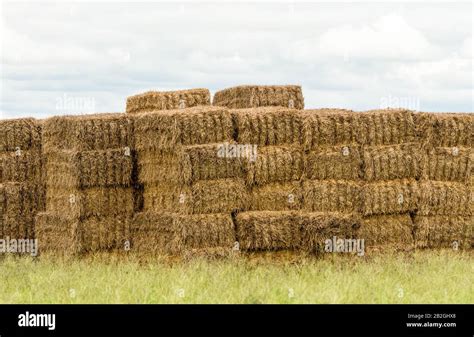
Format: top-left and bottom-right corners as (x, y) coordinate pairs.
(0, 250), (472, 304)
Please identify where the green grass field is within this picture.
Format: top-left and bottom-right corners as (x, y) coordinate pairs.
(0, 250), (472, 304)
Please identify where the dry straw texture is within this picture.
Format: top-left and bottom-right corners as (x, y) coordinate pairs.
(418, 181), (473, 216)
(235, 211), (303, 251)
(361, 179), (419, 216)
(418, 113), (474, 148)
(421, 147), (473, 183)
(45, 149), (133, 188)
(414, 215), (473, 249)
(213, 85), (304, 109)
(302, 180), (362, 213)
(246, 146), (304, 185)
(134, 107), (233, 150)
(232, 107), (302, 146)
(363, 143), (423, 181)
(143, 179), (249, 214)
(354, 109), (417, 145)
(0, 150), (43, 184)
(305, 145), (362, 180)
(235, 211), (361, 252)
(46, 187), (134, 219)
(302, 110), (357, 149)
(360, 214), (414, 251)
(43, 113), (133, 152)
(126, 89), (211, 114)
(131, 212), (234, 255)
(35, 213), (131, 254)
(250, 182), (302, 211)
(0, 118), (42, 152)
(138, 143), (244, 185)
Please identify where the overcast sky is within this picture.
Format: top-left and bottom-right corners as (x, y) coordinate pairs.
(0, 1), (472, 119)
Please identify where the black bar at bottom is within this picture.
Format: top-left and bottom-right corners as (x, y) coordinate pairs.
(0, 304), (472, 337)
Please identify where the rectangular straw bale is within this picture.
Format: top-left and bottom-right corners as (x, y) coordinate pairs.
(191, 178), (249, 214)
(235, 211), (361, 252)
(235, 211), (302, 251)
(143, 184), (192, 214)
(247, 146), (304, 185)
(45, 149), (133, 188)
(126, 88), (211, 113)
(421, 147), (473, 183)
(302, 180), (362, 213)
(300, 212), (362, 253)
(305, 145), (362, 180)
(363, 143), (423, 181)
(131, 212), (234, 255)
(0, 182), (45, 220)
(414, 215), (473, 249)
(42, 113), (133, 152)
(46, 187), (134, 218)
(0, 150), (43, 184)
(134, 106), (233, 150)
(418, 181), (473, 216)
(232, 107), (302, 146)
(418, 113), (474, 148)
(250, 182), (302, 211)
(0, 118), (42, 152)
(81, 216), (131, 252)
(360, 214), (414, 251)
(362, 179), (419, 216)
(35, 213), (81, 255)
(355, 109), (417, 145)
(213, 85), (304, 109)
(138, 143), (244, 185)
(302, 110), (357, 150)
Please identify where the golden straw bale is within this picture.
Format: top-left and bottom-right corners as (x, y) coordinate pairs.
(360, 214), (414, 251)
(131, 212), (234, 255)
(302, 180), (362, 213)
(35, 213), (81, 255)
(247, 146), (304, 185)
(363, 143), (423, 181)
(45, 149), (133, 188)
(46, 187), (134, 218)
(138, 143), (244, 185)
(42, 113), (133, 152)
(250, 182), (302, 211)
(362, 179), (419, 216)
(299, 212), (362, 253)
(302, 110), (356, 149)
(305, 145), (362, 180)
(354, 109), (417, 145)
(235, 211), (361, 252)
(126, 89), (211, 113)
(81, 216), (131, 253)
(134, 106), (233, 150)
(235, 211), (302, 251)
(414, 215), (473, 249)
(142, 184), (192, 214)
(418, 181), (473, 216)
(191, 178), (249, 214)
(232, 107), (302, 146)
(213, 85), (304, 109)
(421, 147), (473, 183)
(0, 150), (43, 184)
(417, 112), (474, 148)
(0, 118), (42, 152)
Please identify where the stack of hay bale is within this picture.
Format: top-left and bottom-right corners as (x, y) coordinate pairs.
(129, 89), (243, 256)
(35, 113), (135, 254)
(0, 118), (44, 244)
(415, 113), (473, 249)
(357, 109), (421, 252)
(300, 109), (364, 252)
(215, 85), (361, 253)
